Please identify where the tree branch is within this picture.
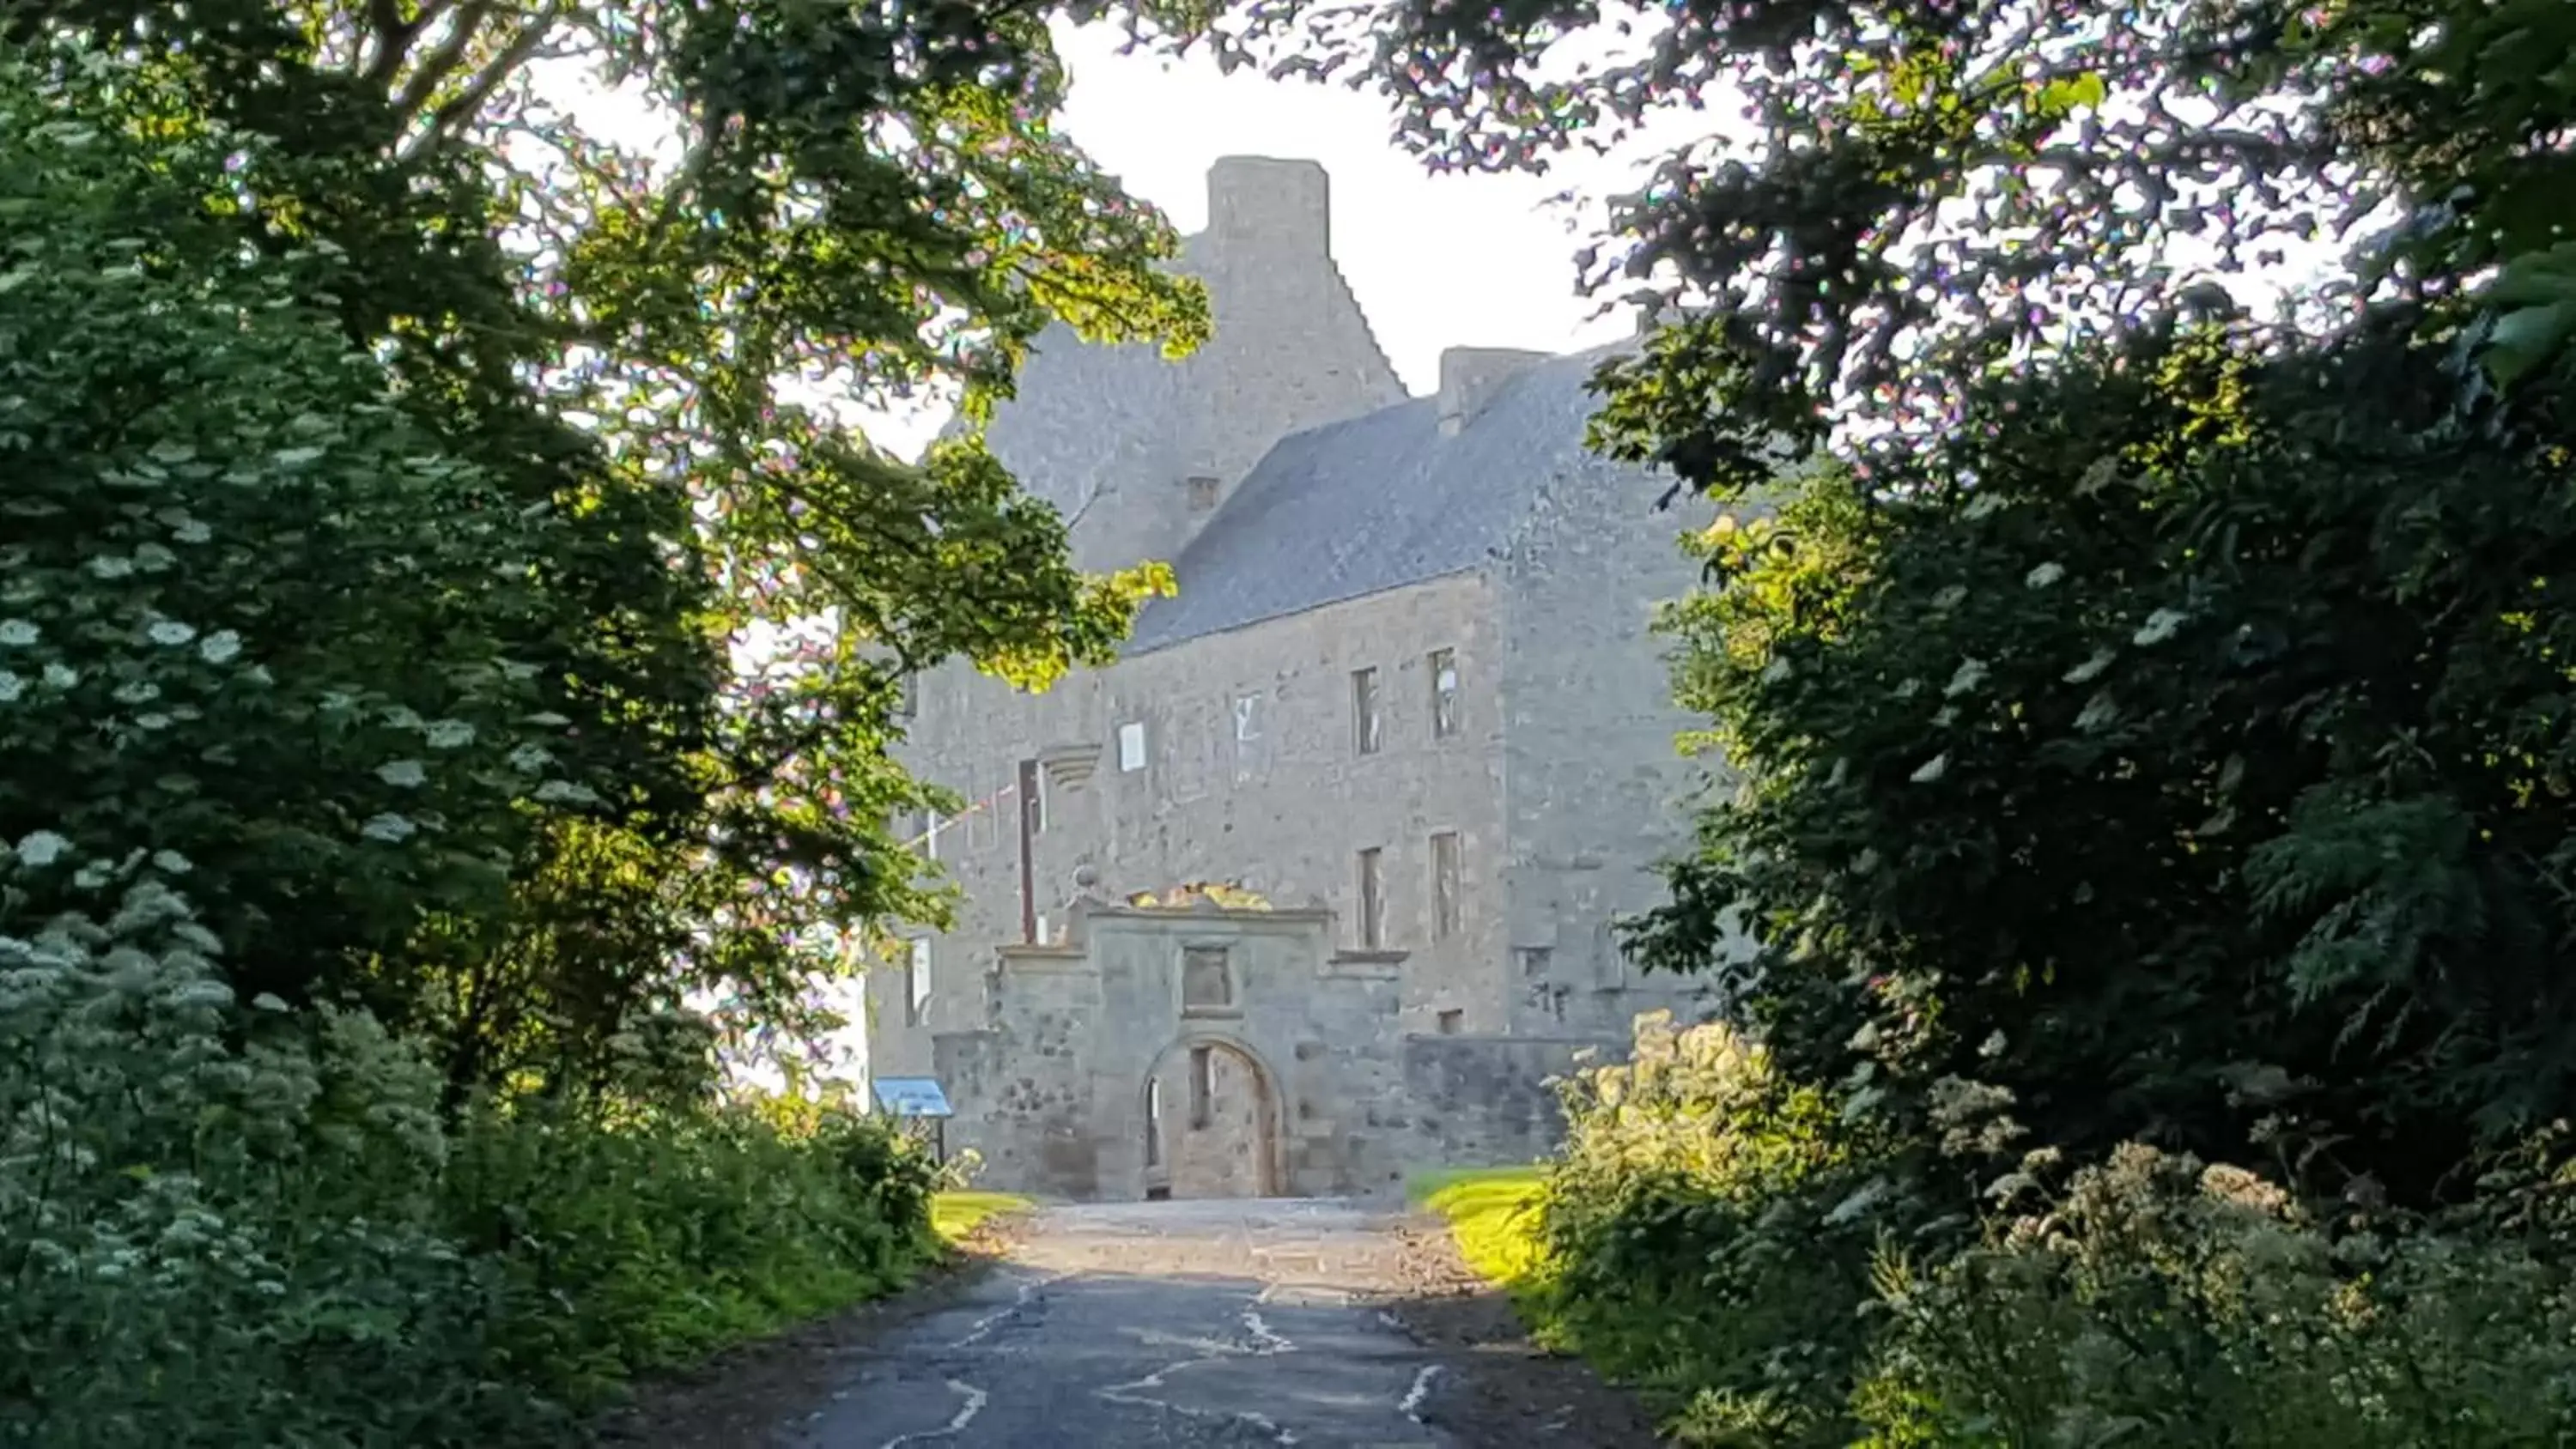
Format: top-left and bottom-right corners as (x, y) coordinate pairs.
(402, 2), (569, 161)
(389, 0), (496, 122)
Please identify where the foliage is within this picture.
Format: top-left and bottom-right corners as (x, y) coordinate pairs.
(1149, 0), (2576, 483)
(1409, 1166), (1551, 1288)
(1856, 1143), (2576, 1447)
(1528, 1016), (1876, 1446)
(1634, 326), (2576, 1212)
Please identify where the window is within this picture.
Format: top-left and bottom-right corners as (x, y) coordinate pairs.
(1182, 946), (1233, 1013)
(1437, 1009), (1464, 1036)
(905, 938), (931, 1027)
(1516, 945), (1553, 979)
(1431, 832), (1462, 940)
(1232, 694), (1261, 744)
(1357, 847), (1385, 949)
(1145, 1079), (1163, 1167)
(1188, 1046), (1214, 1129)
(1018, 757), (1045, 835)
(1429, 648), (1459, 739)
(1186, 475), (1220, 512)
(1118, 721), (1147, 773)
(1352, 667), (1381, 755)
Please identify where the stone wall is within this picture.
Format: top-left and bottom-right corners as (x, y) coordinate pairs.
(1400, 1033), (1631, 1167)
(1493, 359), (1725, 1038)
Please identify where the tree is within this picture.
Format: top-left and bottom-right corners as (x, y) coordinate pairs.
(0, 1), (1208, 1098)
(1139, 0), (2576, 485)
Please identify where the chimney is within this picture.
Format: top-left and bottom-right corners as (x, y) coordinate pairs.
(1207, 155), (1332, 258)
(1436, 347), (1550, 436)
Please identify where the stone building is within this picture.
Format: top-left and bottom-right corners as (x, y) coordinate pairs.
(863, 155), (1720, 1200)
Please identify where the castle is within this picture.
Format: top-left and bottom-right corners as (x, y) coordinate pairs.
(863, 156), (1719, 1200)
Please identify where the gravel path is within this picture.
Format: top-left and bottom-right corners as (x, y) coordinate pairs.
(605, 1197), (1660, 1448)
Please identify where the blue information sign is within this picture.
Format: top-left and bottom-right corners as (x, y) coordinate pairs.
(872, 1076), (953, 1118)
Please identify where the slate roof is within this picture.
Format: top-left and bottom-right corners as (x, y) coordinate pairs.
(1122, 341), (1637, 654)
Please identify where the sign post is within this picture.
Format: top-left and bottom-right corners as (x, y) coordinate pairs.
(870, 1077), (955, 1165)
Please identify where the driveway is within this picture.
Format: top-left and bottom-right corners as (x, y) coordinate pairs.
(605, 1197), (1661, 1448)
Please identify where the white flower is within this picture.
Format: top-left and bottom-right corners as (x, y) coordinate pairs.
(0, 671), (20, 703)
(0, 619), (34, 646)
(2133, 609), (2187, 646)
(150, 850), (191, 875)
(507, 743), (552, 775)
(199, 631), (241, 664)
(360, 813), (416, 843)
(422, 719), (475, 750)
(87, 555), (134, 579)
(2025, 561), (2065, 589)
(1910, 753), (1949, 785)
(13, 830), (70, 868)
(2064, 648), (2116, 685)
(147, 620), (195, 646)
(112, 681), (161, 705)
(375, 760), (428, 788)
(41, 664), (75, 688)
(1943, 658), (1988, 697)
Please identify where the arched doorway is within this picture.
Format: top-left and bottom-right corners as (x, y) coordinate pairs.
(1141, 1036), (1282, 1199)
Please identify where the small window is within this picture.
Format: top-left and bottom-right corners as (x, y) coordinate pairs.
(1352, 667), (1381, 755)
(1187, 475), (1220, 512)
(1233, 694), (1261, 744)
(1018, 758), (1045, 835)
(1431, 831), (1461, 940)
(1437, 1009), (1464, 1036)
(1429, 648), (1459, 739)
(1516, 945), (1553, 979)
(1357, 847), (1385, 950)
(1182, 945), (1233, 1013)
(1145, 1078), (1163, 1167)
(1188, 1045), (1214, 1129)
(1119, 721), (1147, 773)
(905, 938), (932, 1027)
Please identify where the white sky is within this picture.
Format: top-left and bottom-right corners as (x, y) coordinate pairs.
(1046, 23), (1655, 393)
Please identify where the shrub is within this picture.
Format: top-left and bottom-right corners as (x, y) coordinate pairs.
(1856, 1143), (2576, 1447)
(1535, 1013), (1880, 1446)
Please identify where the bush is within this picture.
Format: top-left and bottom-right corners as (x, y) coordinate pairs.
(1856, 1143), (2576, 1447)
(0, 871), (940, 1446)
(1534, 1013), (1880, 1446)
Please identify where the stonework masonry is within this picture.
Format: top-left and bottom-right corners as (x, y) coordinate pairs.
(869, 155), (1722, 1200)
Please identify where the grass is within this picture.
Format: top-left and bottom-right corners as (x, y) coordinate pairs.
(931, 1190), (1033, 1246)
(1408, 1165), (1552, 1288)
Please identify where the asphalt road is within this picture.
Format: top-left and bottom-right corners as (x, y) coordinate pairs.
(783, 1198), (1455, 1448)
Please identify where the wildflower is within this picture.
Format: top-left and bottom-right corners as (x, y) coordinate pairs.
(375, 760), (427, 788)
(147, 620), (195, 646)
(13, 830), (69, 868)
(2025, 561), (2065, 589)
(2133, 608), (2187, 646)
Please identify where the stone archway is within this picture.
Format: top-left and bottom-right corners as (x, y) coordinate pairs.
(1140, 1035), (1284, 1199)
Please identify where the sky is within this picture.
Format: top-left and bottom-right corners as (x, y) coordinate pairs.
(1042, 22), (1658, 397)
